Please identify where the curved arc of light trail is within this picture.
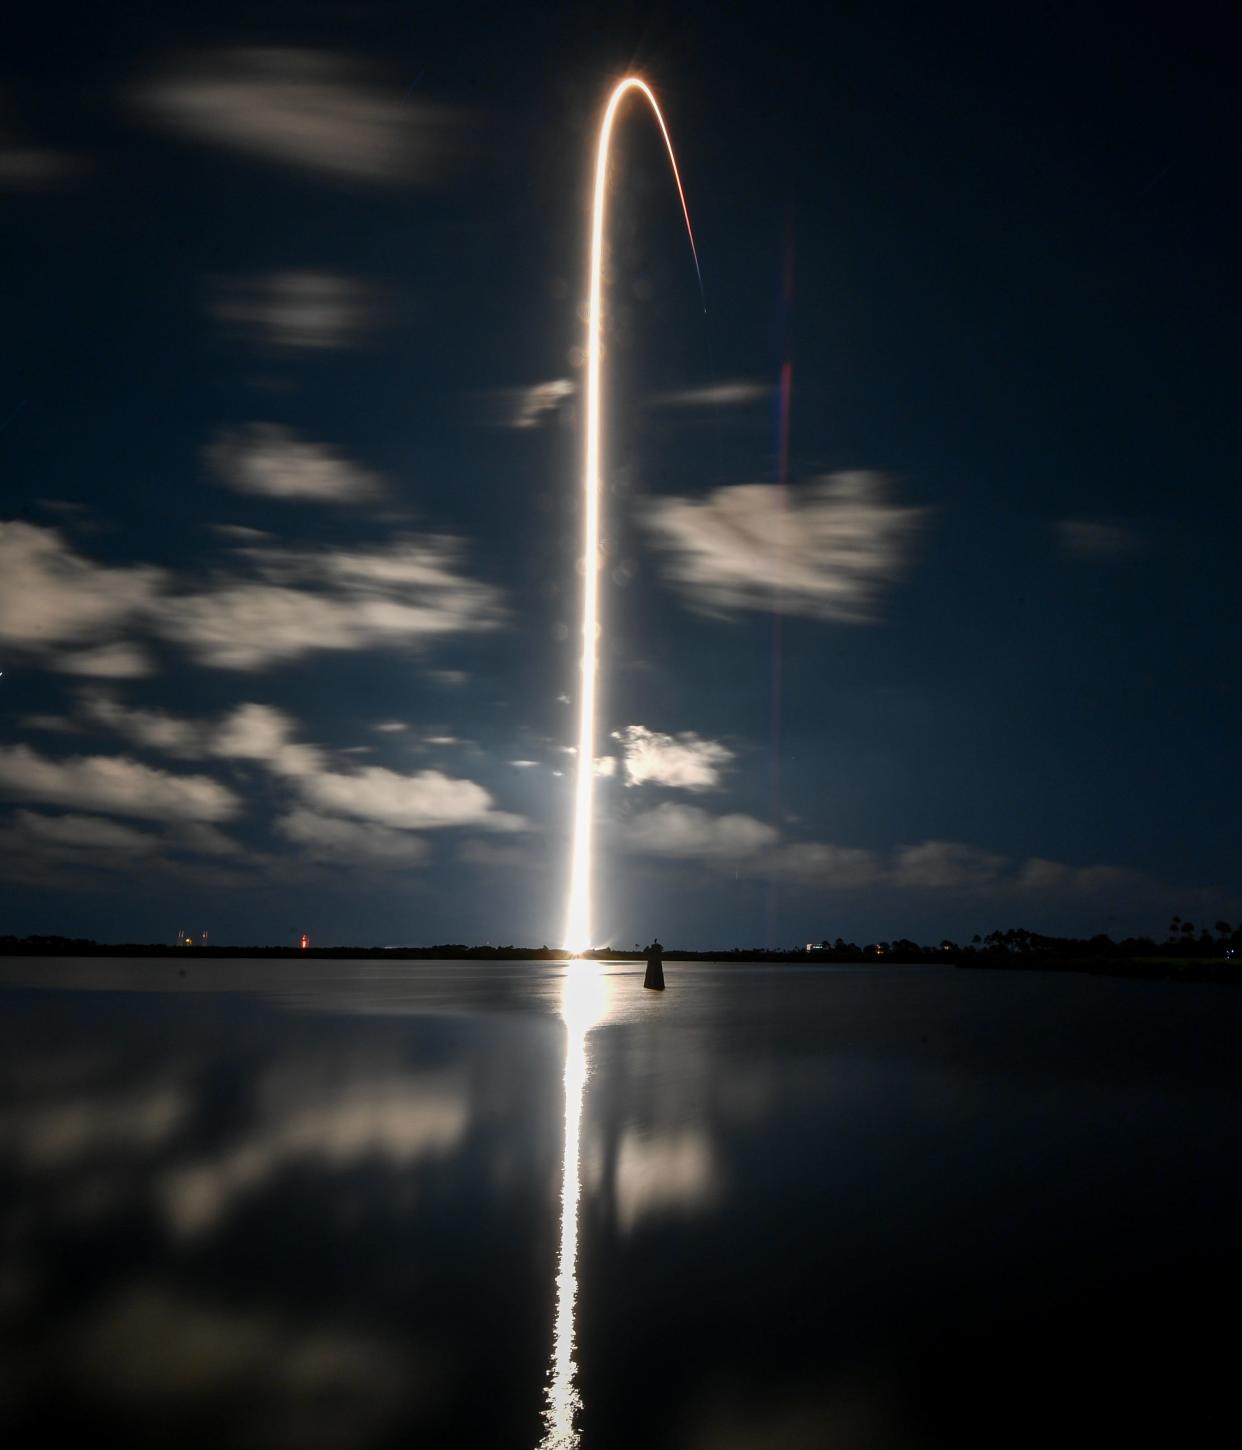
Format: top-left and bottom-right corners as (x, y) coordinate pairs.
(563, 77), (701, 953)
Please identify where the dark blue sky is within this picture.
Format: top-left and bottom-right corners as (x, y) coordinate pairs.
(2, 1), (1238, 946)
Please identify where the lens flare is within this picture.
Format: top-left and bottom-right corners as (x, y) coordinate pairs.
(563, 77), (701, 952)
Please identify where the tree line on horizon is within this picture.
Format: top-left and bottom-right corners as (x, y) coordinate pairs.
(1, 918), (1239, 965)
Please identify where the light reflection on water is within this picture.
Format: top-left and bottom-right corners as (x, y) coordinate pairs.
(538, 959), (608, 1449)
(4, 959), (1242, 1448)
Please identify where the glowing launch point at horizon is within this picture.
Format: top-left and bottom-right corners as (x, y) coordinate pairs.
(562, 76), (701, 955)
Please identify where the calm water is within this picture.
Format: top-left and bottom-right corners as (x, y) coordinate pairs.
(2, 957), (1240, 1448)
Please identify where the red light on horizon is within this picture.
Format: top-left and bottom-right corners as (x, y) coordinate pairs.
(300, 933), (309, 951)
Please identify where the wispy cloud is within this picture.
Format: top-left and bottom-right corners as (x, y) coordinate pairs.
(3, 522), (505, 675)
(643, 472), (927, 622)
(1055, 517), (1142, 560)
(82, 692), (209, 757)
(617, 806), (1148, 902)
(0, 141), (79, 189)
(209, 271), (382, 351)
(648, 380), (770, 409)
(82, 695), (321, 779)
(211, 703), (324, 777)
(457, 840), (535, 870)
(19, 714), (80, 735)
(0, 103), (80, 190)
(0, 745), (239, 822)
(78, 694), (527, 867)
(755, 841), (884, 889)
(0, 522), (164, 667)
(296, 766), (524, 832)
(51, 643), (154, 678)
(890, 839), (1010, 889)
(138, 48), (467, 187)
(0, 809), (161, 859)
(482, 378), (575, 430)
(612, 724), (733, 791)
(274, 809), (430, 865)
(0, 809), (248, 886)
(206, 424), (387, 504)
(621, 803), (778, 860)
(164, 536), (504, 670)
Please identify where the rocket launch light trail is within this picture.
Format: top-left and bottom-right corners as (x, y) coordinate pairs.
(563, 77), (701, 953)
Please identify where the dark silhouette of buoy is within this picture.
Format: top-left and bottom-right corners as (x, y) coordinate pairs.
(643, 938), (665, 991)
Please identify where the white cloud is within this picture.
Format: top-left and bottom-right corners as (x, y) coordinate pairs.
(297, 766), (524, 832)
(0, 811), (245, 884)
(51, 643), (154, 678)
(891, 839), (1009, 889)
(1056, 517), (1141, 560)
(0, 809), (161, 860)
(643, 472), (926, 622)
(612, 724), (733, 791)
(4, 522), (504, 675)
(1015, 857), (1142, 896)
(614, 810), (1145, 903)
(621, 803), (777, 860)
(1015, 857), (1068, 891)
(0, 114), (79, 190)
(19, 714), (80, 734)
(0, 522), (164, 658)
(0, 745), (239, 822)
(160, 585), (368, 669)
(211, 524), (272, 543)
(648, 380), (770, 408)
(206, 424), (386, 503)
(167, 822), (242, 858)
(210, 270), (380, 350)
(274, 809), (430, 865)
(372, 721), (408, 733)
(72, 695), (525, 855)
(757, 841), (883, 889)
(81, 696), (322, 777)
(0, 145), (77, 187)
(211, 703), (323, 777)
(491, 378), (575, 429)
(138, 48), (466, 187)
(82, 692), (209, 757)
(161, 537), (503, 669)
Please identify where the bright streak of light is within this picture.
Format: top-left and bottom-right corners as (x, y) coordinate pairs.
(538, 960), (608, 1449)
(563, 76), (701, 953)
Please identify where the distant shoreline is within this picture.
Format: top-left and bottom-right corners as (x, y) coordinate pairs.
(1, 936), (1237, 983)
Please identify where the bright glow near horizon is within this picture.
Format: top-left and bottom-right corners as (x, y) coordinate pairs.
(562, 76), (700, 953)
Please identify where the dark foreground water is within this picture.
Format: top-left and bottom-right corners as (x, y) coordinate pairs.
(2, 958), (1241, 1448)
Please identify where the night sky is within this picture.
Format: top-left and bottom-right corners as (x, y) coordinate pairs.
(2, 1), (1238, 948)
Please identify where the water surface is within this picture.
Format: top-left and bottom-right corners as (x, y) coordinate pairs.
(2, 958), (1239, 1447)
